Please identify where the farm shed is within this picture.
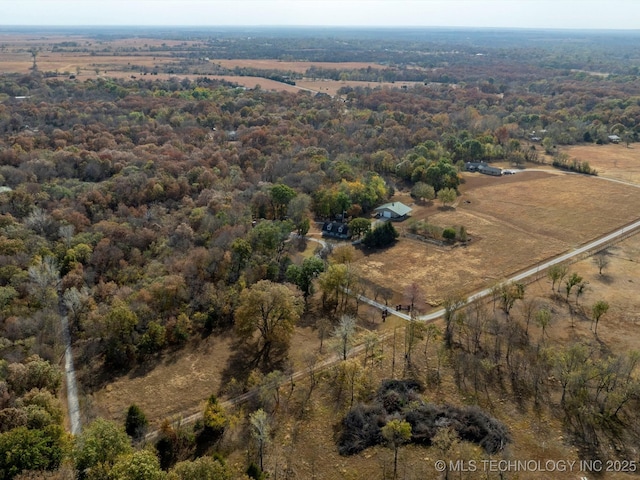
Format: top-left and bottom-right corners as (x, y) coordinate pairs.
(322, 222), (351, 239)
(374, 202), (412, 220)
(608, 134), (621, 143)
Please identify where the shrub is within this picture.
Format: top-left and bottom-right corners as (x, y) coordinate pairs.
(363, 222), (399, 248)
(338, 379), (510, 456)
(124, 404), (148, 440)
(442, 227), (456, 241)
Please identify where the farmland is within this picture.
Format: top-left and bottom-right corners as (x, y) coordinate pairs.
(3, 25), (640, 480)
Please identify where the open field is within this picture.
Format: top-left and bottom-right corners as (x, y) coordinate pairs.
(357, 169), (640, 308)
(211, 58), (384, 73)
(0, 34), (420, 94)
(564, 143), (640, 184)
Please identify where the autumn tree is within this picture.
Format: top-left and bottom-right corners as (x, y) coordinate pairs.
(202, 394), (227, 437)
(535, 307), (552, 343)
(499, 282), (525, 318)
(74, 418), (132, 479)
(234, 280), (304, 362)
(102, 300), (139, 370)
(547, 264), (568, 292)
(335, 359), (365, 408)
(270, 184), (296, 220)
(109, 449), (166, 480)
(287, 193), (312, 236)
(28, 256), (60, 307)
(443, 292), (466, 349)
(285, 256), (325, 301)
(317, 263), (354, 313)
(348, 217), (371, 239)
(437, 187), (457, 207)
(410, 182), (435, 203)
(432, 426), (460, 480)
(0, 426), (65, 479)
(381, 419), (412, 480)
(591, 300), (610, 336)
(63, 286), (94, 333)
(404, 282), (426, 366)
(167, 456), (232, 480)
(564, 272), (583, 301)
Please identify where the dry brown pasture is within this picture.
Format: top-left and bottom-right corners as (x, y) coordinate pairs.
(0, 34), (196, 76)
(237, 232), (640, 480)
(564, 143), (640, 184)
(0, 34), (419, 94)
(357, 169), (640, 309)
(211, 58), (382, 74)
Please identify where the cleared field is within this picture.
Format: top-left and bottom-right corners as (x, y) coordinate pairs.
(564, 143), (640, 184)
(211, 58), (385, 73)
(0, 33), (418, 94)
(356, 170), (640, 308)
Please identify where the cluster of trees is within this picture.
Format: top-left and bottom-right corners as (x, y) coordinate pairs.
(551, 152), (597, 175)
(1, 26), (640, 477)
(0, 356), (66, 479)
(432, 268), (637, 457)
(406, 219), (468, 244)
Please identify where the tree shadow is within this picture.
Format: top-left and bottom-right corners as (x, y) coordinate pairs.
(217, 339), (289, 397)
(594, 273), (614, 285)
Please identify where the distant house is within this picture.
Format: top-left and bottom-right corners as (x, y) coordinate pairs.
(374, 202), (412, 220)
(465, 161), (487, 172)
(465, 162), (502, 176)
(322, 222), (351, 239)
(478, 164), (503, 176)
(608, 134), (621, 143)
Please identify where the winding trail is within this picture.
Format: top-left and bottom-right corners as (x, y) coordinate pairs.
(61, 313), (81, 435)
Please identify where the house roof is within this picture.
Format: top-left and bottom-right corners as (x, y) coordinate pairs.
(374, 202), (412, 217)
(322, 221), (351, 238)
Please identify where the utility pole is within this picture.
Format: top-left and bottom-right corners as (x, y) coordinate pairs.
(391, 326), (397, 378)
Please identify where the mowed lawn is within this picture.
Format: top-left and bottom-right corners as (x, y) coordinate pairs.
(356, 169), (640, 308)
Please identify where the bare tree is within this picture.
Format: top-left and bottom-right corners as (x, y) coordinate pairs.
(250, 409), (271, 472)
(28, 256), (60, 307)
(593, 251), (609, 276)
(333, 314), (357, 360)
(443, 292), (466, 349)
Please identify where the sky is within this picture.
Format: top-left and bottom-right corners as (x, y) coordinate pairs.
(3, 0), (640, 30)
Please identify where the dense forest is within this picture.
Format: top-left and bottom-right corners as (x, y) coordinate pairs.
(1, 26), (640, 479)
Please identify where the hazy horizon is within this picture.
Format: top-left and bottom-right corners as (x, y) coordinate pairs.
(3, 1), (640, 30)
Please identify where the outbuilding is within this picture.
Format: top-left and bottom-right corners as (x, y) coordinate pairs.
(374, 202), (412, 220)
